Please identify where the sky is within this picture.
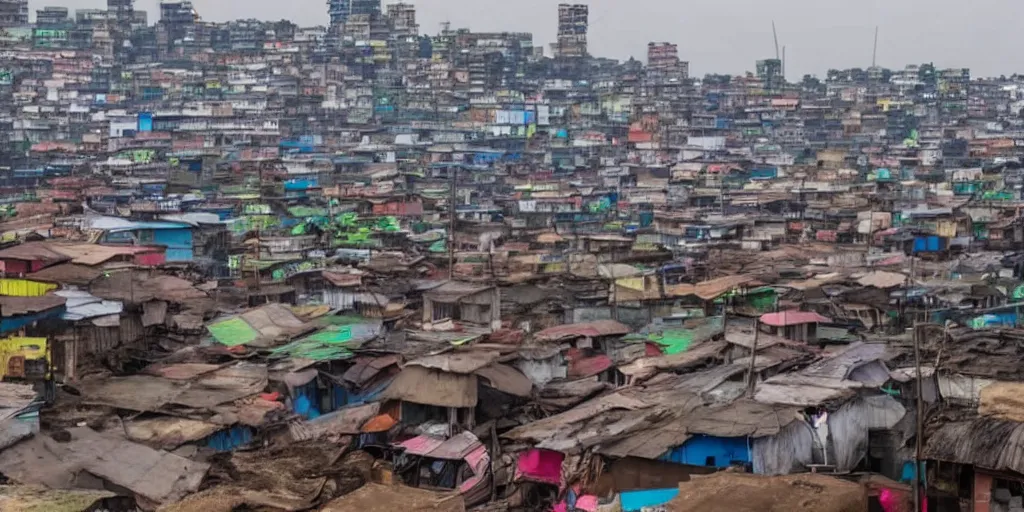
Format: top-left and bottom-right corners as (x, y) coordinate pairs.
(33, 0), (1024, 79)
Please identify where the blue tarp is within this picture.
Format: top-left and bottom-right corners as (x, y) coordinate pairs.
(205, 425), (254, 452)
(293, 380), (321, 419)
(0, 307), (65, 335)
(331, 377), (393, 411)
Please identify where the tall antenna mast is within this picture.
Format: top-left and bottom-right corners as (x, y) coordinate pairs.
(772, 21), (780, 61)
(782, 46), (786, 82)
(872, 26), (879, 68)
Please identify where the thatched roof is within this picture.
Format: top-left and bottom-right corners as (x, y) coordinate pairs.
(925, 418), (1024, 474)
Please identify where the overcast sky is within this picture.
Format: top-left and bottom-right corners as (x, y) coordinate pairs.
(36, 0), (1024, 79)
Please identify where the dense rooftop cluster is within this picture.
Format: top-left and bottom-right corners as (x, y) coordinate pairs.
(1, 1), (1024, 511)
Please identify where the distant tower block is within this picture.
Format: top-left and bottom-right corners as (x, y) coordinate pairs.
(328, 0), (381, 27)
(386, 3), (418, 36)
(0, 0), (28, 28)
(647, 42), (688, 80)
(555, 3), (588, 58)
(108, 0), (134, 23)
(648, 43), (677, 69)
(108, 0), (134, 55)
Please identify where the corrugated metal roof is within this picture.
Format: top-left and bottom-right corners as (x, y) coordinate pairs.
(397, 435), (445, 456)
(759, 311), (830, 327)
(398, 431), (484, 461)
(83, 216), (192, 232)
(533, 320), (631, 342)
(56, 290), (123, 321)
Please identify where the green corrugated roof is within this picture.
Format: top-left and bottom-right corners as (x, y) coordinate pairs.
(641, 316), (725, 355)
(648, 330), (695, 355)
(207, 317), (260, 347)
(288, 206), (328, 218)
(268, 326), (359, 361)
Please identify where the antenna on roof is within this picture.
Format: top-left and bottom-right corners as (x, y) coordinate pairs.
(772, 21), (780, 61)
(872, 26), (879, 68)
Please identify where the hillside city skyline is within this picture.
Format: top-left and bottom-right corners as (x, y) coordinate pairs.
(31, 0), (1024, 78)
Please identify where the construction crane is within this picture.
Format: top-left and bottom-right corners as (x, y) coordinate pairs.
(772, 21), (780, 61)
(772, 21), (784, 80)
(872, 26), (879, 68)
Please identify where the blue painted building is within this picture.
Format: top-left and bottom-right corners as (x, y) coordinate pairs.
(91, 218), (196, 262)
(661, 435), (751, 468)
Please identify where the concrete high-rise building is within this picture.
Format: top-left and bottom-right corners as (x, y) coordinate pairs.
(157, 1), (198, 57)
(327, 0), (380, 49)
(757, 58), (783, 90)
(647, 42), (689, 80)
(0, 0), (28, 28)
(554, 4), (587, 59)
(385, 3), (417, 37)
(328, 0), (381, 28)
(108, 0), (134, 58)
(108, 0), (133, 24)
(647, 42), (678, 70)
(35, 6), (69, 27)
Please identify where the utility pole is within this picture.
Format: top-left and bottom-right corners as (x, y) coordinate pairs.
(913, 322), (924, 512)
(448, 164), (457, 280)
(746, 319), (760, 396)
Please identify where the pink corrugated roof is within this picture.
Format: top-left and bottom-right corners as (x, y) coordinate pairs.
(459, 444), (491, 493)
(396, 431), (485, 461)
(760, 311), (831, 327)
(427, 431), (482, 460)
(397, 435), (445, 456)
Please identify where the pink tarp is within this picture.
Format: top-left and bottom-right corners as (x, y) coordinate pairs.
(880, 488), (927, 512)
(575, 495), (598, 511)
(516, 448), (564, 485)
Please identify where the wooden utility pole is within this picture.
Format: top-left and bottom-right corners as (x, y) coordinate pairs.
(746, 319), (760, 396)
(447, 165), (457, 280)
(913, 322), (925, 512)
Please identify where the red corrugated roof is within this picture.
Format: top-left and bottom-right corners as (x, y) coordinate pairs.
(568, 354), (614, 379)
(533, 320), (631, 342)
